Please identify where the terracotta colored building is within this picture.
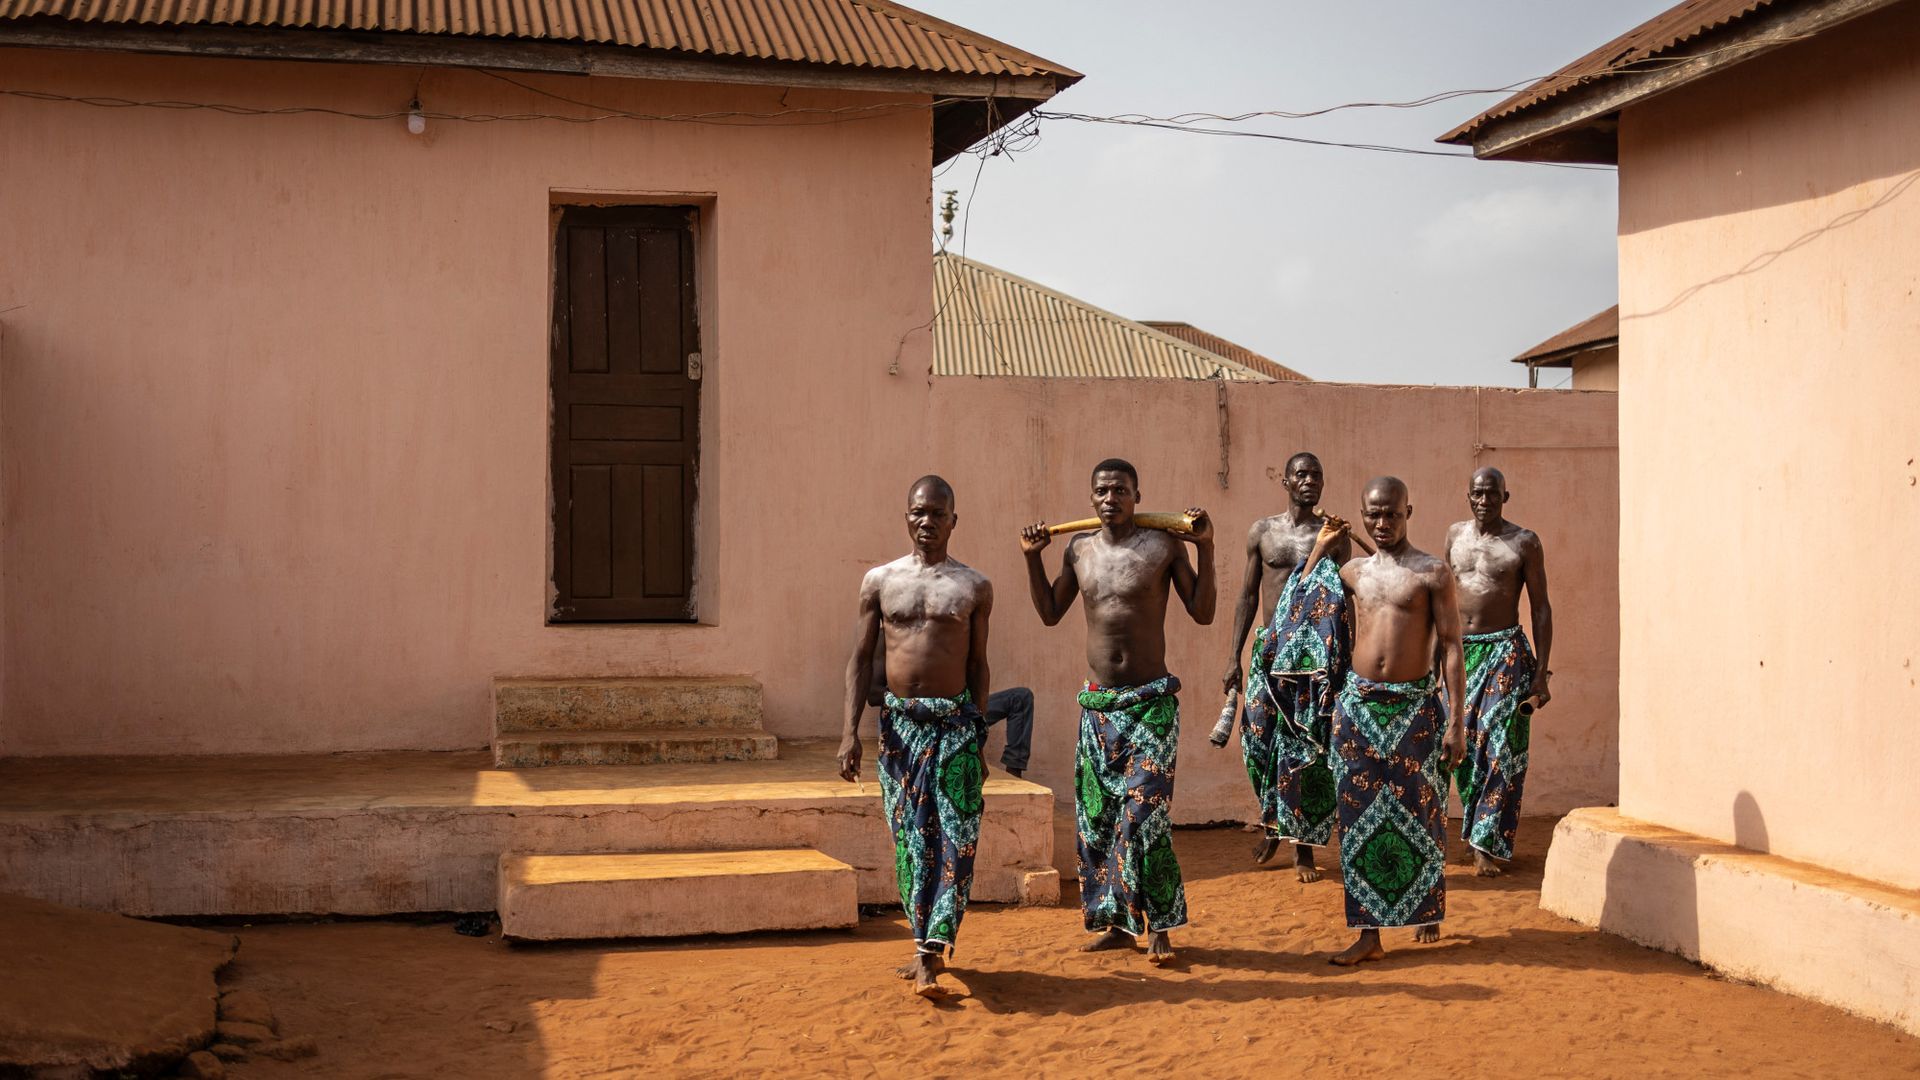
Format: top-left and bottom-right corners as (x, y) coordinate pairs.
(0, 0), (1078, 755)
(0, 0), (1624, 928)
(1444, 0), (1920, 1036)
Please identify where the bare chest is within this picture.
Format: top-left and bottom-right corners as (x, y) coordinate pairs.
(1350, 561), (1430, 618)
(879, 572), (975, 627)
(1259, 521), (1318, 572)
(1076, 537), (1172, 605)
(1449, 535), (1522, 587)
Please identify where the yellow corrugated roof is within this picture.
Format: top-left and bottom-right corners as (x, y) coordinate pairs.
(931, 253), (1274, 381)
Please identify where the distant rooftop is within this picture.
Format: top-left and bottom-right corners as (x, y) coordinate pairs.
(1514, 306), (1619, 367)
(932, 254), (1286, 381)
(1140, 321), (1309, 382)
(1438, 0), (1900, 162)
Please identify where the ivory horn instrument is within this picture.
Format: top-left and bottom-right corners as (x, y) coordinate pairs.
(1044, 511), (1197, 537)
(1314, 509), (1378, 556)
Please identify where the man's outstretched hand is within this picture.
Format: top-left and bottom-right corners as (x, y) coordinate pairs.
(837, 733), (863, 783)
(1442, 722), (1467, 772)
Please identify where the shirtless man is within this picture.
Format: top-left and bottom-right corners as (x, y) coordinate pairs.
(1021, 458), (1214, 965)
(1314, 477), (1465, 966)
(1219, 451), (1352, 881)
(1444, 467), (1552, 876)
(840, 475), (993, 998)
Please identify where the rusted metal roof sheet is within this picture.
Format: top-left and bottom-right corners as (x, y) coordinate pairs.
(1140, 321), (1310, 382)
(1440, 0), (1779, 145)
(0, 0), (1077, 78)
(932, 254), (1276, 382)
(1513, 305), (1619, 365)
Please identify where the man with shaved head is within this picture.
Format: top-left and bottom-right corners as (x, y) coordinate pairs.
(840, 474), (993, 998)
(1218, 450), (1352, 881)
(1445, 467), (1553, 876)
(1022, 458), (1214, 966)
(1308, 476), (1465, 966)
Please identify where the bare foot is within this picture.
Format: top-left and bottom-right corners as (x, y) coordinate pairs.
(1329, 930), (1385, 967)
(1294, 845), (1323, 883)
(1145, 931), (1175, 966)
(1081, 929), (1134, 953)
(909, 952), (947, 998)
(1414, 923), (1440, 944)
(1253, 834), (1283, 865)
(1473, 849), (1505, 877)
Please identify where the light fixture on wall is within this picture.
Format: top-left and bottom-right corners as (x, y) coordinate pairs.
(406, 99), (427, 136)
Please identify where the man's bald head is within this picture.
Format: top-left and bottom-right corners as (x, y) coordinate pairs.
(1361, 475), (1412, 548)
(904, 474), (957, 556)
(1365, 476), (1408, 506)
(908, 474), (955, 509)
(1282, 451), (1325, 508)
(1468, 467), (1509, 524)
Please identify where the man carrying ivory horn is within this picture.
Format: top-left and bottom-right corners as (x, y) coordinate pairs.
(1020, 458), (1214, 966)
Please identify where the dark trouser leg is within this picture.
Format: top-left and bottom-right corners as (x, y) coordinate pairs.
(984, 687), (1034, 773)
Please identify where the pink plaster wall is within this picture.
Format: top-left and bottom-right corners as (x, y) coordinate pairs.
(0, 49), (1621, 823)
(1616, 2), (1920, 889)
(913, 378), (1618, 822)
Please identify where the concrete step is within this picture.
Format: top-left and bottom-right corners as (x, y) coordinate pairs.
(494, 676), (764, 735)
(498, 849), (857, 940)
(491, 729), (777, 768)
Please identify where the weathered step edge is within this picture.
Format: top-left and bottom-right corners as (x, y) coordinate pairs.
(493, 676), (765, 734)
(498, 849), (857, 941)
(492, 730), (778, 768)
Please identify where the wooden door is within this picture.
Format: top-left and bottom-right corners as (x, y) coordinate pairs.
(550, 206), (699, 622)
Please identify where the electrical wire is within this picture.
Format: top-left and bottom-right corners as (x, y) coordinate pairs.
(0, 30), (1818, 163)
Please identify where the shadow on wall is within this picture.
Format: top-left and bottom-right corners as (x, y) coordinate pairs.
(1732, 789), (1770, 853)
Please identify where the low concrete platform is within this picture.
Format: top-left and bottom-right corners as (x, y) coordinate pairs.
(0, 739), (1058, 918)
(492, 729), (778, 768)
(1541, 807), (1920, 1036)
(498, 849), (857, 940)
(494, 676), (764, 733)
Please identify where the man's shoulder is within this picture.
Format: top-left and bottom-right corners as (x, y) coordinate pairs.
(942, 558), (992, 590)
(863, 555), (913, 584)
(1505, 522), (1541, 550)
(1444, 520), (1471, 545)
(1404, 547), (1450, 578)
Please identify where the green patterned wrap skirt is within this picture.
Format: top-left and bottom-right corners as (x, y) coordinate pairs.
(1332, 671), (1448, 929)
(1075, 675), (1187, 935)
(878, 688), (987, 951)
(1455, 625), (1537, 861)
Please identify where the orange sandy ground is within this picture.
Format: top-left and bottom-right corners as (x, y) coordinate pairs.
(220, 819), (1920, 1079)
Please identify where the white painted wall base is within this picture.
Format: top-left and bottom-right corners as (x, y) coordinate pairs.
(1542, 808), (1920, 1036)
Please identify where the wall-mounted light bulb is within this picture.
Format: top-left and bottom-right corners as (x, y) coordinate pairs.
(406, 100), (427, 136)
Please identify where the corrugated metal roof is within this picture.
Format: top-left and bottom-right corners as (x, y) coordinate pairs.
(0, 0), (1078, 78)
(1140, 321), (1310, 382)
(1513, 305), (1619, 365)
(1440, 0), (1780, 145)
(932, 254), (1276, 381)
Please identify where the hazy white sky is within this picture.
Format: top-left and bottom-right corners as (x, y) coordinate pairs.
(907, 1), (1675, 387)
